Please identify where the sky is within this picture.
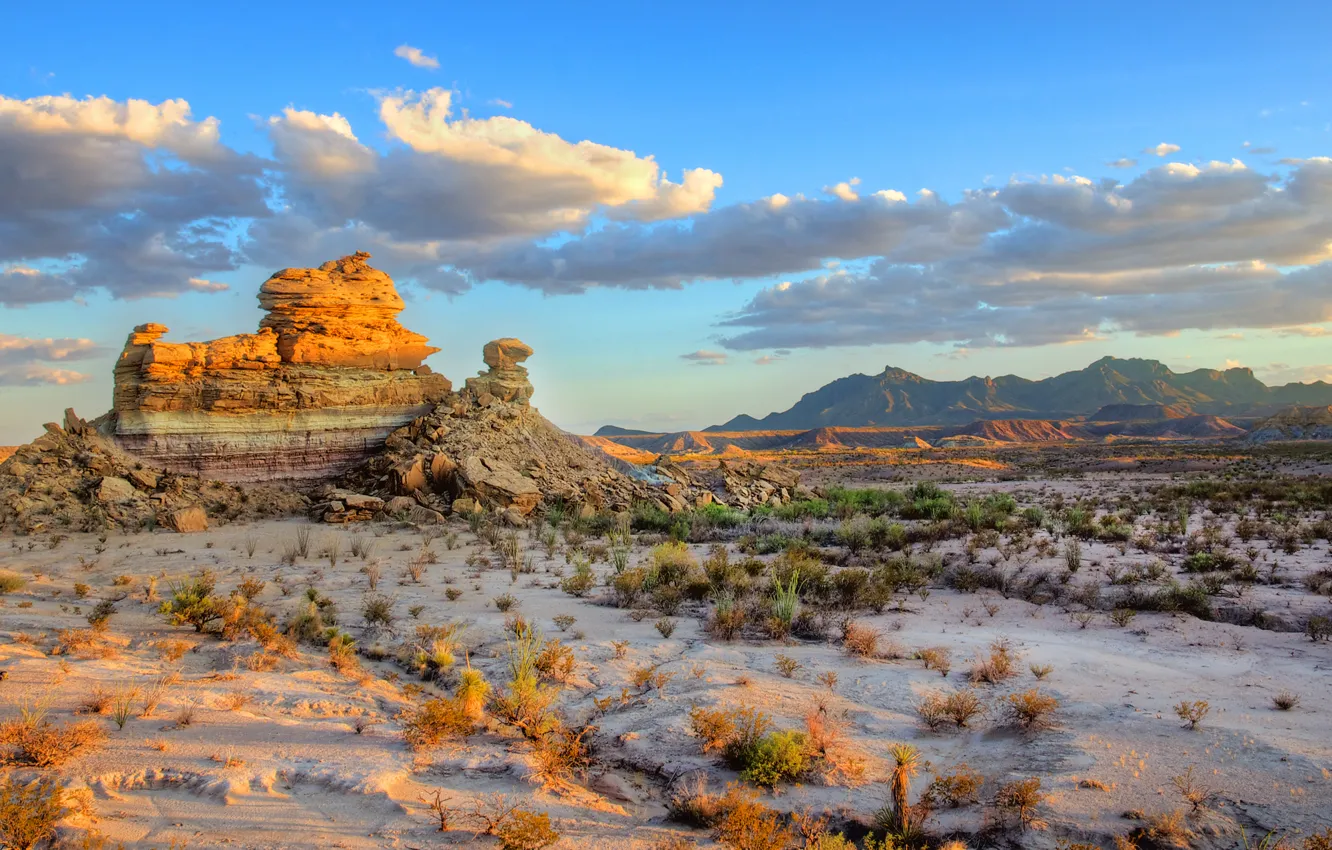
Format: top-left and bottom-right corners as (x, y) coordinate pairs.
(3, 0), (1332, 444)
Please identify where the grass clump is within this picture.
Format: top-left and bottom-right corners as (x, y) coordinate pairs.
(0, 776), (68, 850)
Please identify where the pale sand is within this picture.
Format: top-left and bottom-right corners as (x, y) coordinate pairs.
(1, 495), (1330, 848)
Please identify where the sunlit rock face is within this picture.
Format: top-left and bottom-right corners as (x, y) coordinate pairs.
(109, 252), (452, 482)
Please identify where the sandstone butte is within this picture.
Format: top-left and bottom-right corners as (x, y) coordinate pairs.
(110, 251), (453, 482)
(0, 251), (809, 533)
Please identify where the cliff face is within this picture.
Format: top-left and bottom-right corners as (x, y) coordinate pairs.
(109, 252), (452, 482)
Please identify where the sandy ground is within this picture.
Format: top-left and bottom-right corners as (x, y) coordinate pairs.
(2, 490), (1331, 848)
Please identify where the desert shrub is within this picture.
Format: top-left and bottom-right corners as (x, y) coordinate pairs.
(1273, 690), (1300, 711)
(1174, 700), (1209, 730)
(1003, 689), (1059, 731)
(922, 764), (984, 808)
(401, 696), (474, 750)
(1307, 615), (1332, 642)
(0, 717), (106, 767)
(711, 785), (794, 850)
(915, 692), (951, 732)
(969, 638), (1020, 684)
(535, 639), (576, 683)
(917, 646), (952, 676)
(159, 570), (225, 632)
(721, 707), (774, 769)
(708, 592), (746, 640)
(690, 705), (740, 753)
(531, 723), (594, 788)
(0, 776), (68, 850)
(656, 617), (677, 638)
(495, 809), (560, 850)
(560, 560), (597, 597)
(842, 621), (881, 658)
(995, 777), (1046, 830)
(739, 729), (808, 787)
(361, 593), (395, 628)
(285, 588), (339, 643)
(0, 571), (27, 594)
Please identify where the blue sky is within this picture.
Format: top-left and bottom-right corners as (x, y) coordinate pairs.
(3, 0), (1332, 443)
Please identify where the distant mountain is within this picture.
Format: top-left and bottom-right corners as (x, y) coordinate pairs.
(709, 357), (1332, 430)
(1090, 403), (1192, 421)
(593, 425), (659, 437)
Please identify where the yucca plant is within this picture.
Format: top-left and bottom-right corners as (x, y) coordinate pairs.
(772, 570), (801, 627)
(456, 658), (490, 722)
(877, 743), (922, 837)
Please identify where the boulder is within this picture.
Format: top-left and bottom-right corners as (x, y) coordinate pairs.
(458, 456), (541, 515)
(96, 477), (136, 504)
(385, 496), (417, 515)
(392, 456), (428, 494)
(451, 497), (480, 515)
(166, 506), (209, 533)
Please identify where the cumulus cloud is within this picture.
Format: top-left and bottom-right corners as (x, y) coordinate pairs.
(1144, 142), (1181, 157)
(0, 94), (266, 301)
(394, 45), (440, 69)
(248, 89), (722, 281)
(1107, 158), (1137, 168)
(0, 333), (100, 386)
(680, 350), (728, 366)
(1259, 362), (1332, 385)
(823, 177), (861, 201)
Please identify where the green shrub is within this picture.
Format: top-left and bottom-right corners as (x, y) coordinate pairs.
(739, 730), (808, 787)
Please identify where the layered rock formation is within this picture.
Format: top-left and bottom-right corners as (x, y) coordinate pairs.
(0, 409), (307, 534)
(109, 253), (451, 482)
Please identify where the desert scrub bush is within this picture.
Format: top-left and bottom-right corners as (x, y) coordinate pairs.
(492, 627), (558, 736)
(1003, 689), (1059, 731)
(739, 729), (808, 787)
(0, 776), (68, 850)
(712, 785), (795, 850)
(535, 639), (576, 683)
(361, 593), (395, 629)
(0, 715), (106, 767)
(495, 808), (560, 850)
(841, 621), (881, 658)
(0, 570), (27, 594)
(922, 764), (984, 808)
(690, 705), (741, 753)
(1307, 614), (1332, 642)
(917, 646), (952, 676)
(969, 638), (1020, 684)
(995, 777), (1046, 830)
(401, 696), (475, 749)
(1272, 690), (1300, 711)
(559, 558), (597, 597)
(159, 570), (225, 632)
(1174, 700), (1210, 730)
(707, 591), (747, 640)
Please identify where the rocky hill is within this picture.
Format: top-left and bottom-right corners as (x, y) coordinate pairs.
(707, 357), (1332, 430)
(1246, 406), (1332, 443)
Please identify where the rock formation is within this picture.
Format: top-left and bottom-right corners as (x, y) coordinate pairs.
(1246, 406), (1332, 443)
(0, 409), (307, 534)
(329, 338), (704, 522)
(4, 251), (705, 531)
(109, 252), (452, 482)
(465, 338), (535, 405)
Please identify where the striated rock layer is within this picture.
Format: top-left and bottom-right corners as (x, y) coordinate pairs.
(108, 252), (451, 482)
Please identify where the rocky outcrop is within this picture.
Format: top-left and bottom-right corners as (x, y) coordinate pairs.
(331, 339), (706, 522)
(108, 253), (452, 482)
(465, 338), (535, 406)
(709, 458), (808, 510)
(0, 409), (306, 534)
(1246, 406), (1332, 443)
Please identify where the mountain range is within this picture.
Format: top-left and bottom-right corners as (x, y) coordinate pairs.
(695, 357), (1332, 431)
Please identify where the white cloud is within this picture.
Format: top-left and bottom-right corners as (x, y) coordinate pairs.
(1144, 142), (1181, 157)
(489, 99), (513, 109)
(0, 364), (91, 386)
(0, 334), (100, 387)
(680, 350), (728, 366)
(823, 177), (862, 201)
(0, 93), (265, 302)
(393, 45), (440, 70)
